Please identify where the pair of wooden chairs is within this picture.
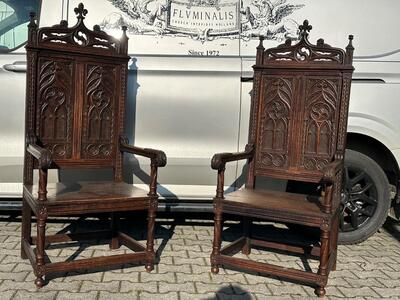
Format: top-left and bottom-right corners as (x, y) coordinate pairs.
(21, 4), (353, 297)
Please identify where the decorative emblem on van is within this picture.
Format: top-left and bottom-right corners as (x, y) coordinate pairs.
(167, 0), (240, 40)
(102, 0), (304, 42)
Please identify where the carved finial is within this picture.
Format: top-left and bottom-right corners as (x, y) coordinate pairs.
(284, 38), (291, 46)
(257, 35), (264, 49)
(60, 20), (68, 28)
(346, 35), (354, 50)
(299, 19), (312, 37)
(74, 3), (88, 19)
(120, 26), (128, 54)
(317, 38), (324, 46)
(256, 35), (265, 65)
(28, 12), (37, 28)
(27, 11), (38, 45)
(93, 24), (101, 32)
(345, 34), (354, 64)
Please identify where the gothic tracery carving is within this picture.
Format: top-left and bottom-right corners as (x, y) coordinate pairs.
(82, 65), (116, 159)
(37, 59), (73, 159)
(302, 78), (340, 170)
(257, 77), (293, 169)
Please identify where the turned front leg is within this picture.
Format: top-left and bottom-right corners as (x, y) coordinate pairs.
(21, 197), (32, 259)
(211, 203), (222, 274)
(315, 223), (330, 297)
(35, 208), (47, 288)
(145, 198), (157, 272)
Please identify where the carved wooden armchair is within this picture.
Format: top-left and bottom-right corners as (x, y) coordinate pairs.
(21, 3), (166, 287)
(210, 20), (354, 297)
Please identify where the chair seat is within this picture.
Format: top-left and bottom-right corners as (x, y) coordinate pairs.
(24, 181), (151, 215)
(220, 188), (327, 226)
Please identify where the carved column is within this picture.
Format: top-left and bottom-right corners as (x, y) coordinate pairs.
(34, 207), (47, 288)
(316, 219), (330, 297)
(145, 197), (157, 272)
(211, 201), (222, 274)
(21, 198), (32, 259)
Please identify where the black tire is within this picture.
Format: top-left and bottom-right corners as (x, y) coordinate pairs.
(286, 149), (391, 245)
(339, 149), (391, 244)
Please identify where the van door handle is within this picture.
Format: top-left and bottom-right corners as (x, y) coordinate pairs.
(3, 61), (27, 72)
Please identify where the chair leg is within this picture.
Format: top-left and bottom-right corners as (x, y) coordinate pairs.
(315, 226), (330, 297)
(331, 215), (339, 271)
(242, 217), (251, 255)
(145, 199), (157, 272)
(21, 198), (32, 259)
(211, 209), (222, 274)
(110, 212), (120, 250)
(34, 210), (47, 288)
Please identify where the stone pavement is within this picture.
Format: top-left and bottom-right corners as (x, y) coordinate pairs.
(0, 213), (400, 300)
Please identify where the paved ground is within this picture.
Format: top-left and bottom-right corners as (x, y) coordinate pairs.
(1, 213), (400, 300)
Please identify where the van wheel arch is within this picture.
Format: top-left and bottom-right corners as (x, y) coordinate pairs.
(343, 133), (398, 243)
(346, 133), (399, 188)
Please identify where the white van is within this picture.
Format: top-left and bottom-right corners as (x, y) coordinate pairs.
(0, 0), (399, 244)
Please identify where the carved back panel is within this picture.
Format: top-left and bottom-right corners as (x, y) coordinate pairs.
(25, 3), (129, 173)
(248, 20), (354, 184)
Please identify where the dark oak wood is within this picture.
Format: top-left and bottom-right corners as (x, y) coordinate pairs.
(210, 20), (354, 297)
(21, 3), (167, 287)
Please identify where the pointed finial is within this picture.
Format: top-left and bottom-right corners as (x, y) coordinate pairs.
(74, 3), (88, 19)
(299, 19), (312, 37)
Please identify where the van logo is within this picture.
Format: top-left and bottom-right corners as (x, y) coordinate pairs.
(102, 0), (304, 43)
(167, 0), (239, 40)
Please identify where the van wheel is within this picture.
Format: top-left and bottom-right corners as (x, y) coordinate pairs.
(339, 149), (390, 244)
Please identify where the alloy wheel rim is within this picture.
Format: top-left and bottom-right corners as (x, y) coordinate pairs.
(340, 166), (378, 232)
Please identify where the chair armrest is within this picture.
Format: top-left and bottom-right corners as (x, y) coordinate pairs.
(27, 143), (52, 169)
(321, 159), (343, 184)
(119, 136), (167, 167)
(211, 144), (254, 170)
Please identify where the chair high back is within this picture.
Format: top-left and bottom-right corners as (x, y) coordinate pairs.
(247, 20), (354, 187)
(24, 3), (129, 185)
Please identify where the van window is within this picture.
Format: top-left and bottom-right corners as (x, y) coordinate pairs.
(0, 0), (40, 52)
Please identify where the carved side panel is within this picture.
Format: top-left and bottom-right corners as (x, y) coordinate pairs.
(337, 73), (352, 154)
(300, 77), (341, 171)
(36, 57), (74, 159)
(256, 76), (295, 171)
(81, 64), (116, 159)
